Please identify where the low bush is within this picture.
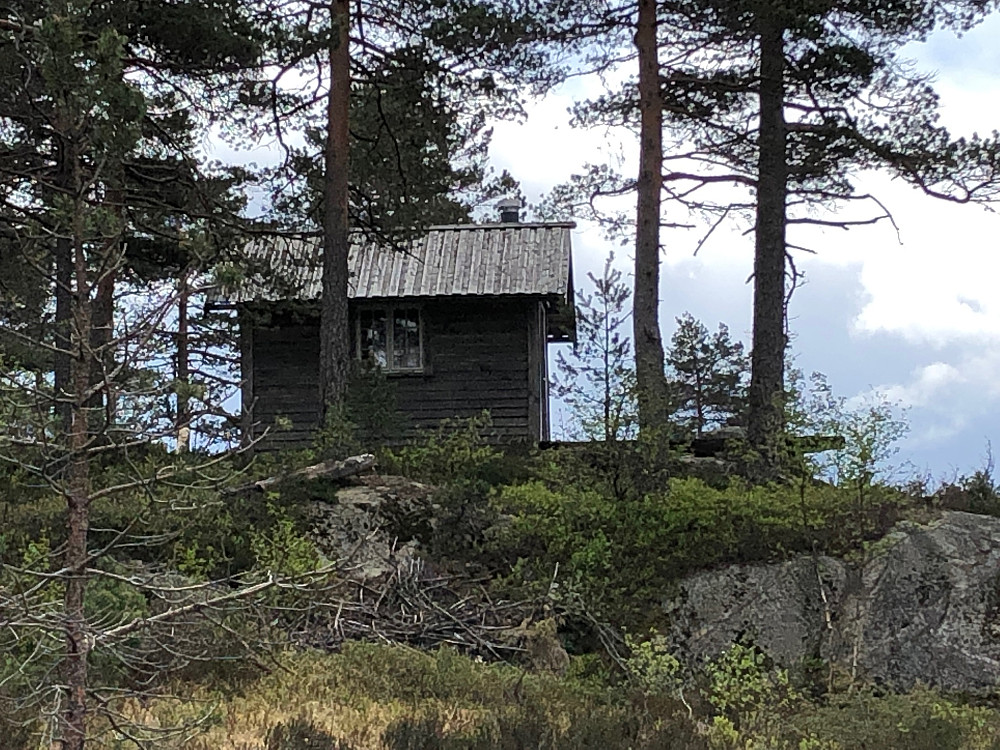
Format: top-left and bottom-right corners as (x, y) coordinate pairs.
(382, 702), (704, 750)
(791, 687), (1000, 750)
(382, 412), (517, 489)
(266, 716), (354, 749)
(488, 475), (911, 624)
(937, 465), (1000, 517)
(123, 643), (704, 750)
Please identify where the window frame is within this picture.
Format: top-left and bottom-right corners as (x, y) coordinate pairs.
(354, 304), (425, 374)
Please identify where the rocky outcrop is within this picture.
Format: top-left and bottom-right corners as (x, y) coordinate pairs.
(664, 554), (848, 669)
(664, 511), (1000, 690)
(307, 474), (436, 579)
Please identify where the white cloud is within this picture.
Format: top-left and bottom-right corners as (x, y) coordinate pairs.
(909, 414), (971, 450)
(869, 350), (1000, 456)
(878, 362), (964, 408)
(848, 192), (1000, 344)
(490, 89), (634, 200)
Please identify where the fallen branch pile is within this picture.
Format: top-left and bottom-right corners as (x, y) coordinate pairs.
(293, 557), (540, 660)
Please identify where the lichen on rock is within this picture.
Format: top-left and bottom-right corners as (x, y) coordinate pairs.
(663, 511), (1000, 691)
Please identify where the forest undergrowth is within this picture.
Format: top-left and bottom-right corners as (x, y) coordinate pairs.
(5, 406), (1000, 749)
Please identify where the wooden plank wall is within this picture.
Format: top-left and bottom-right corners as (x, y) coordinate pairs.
(394, 299), (533, 441)
(250, 320), (322, 449)
(246, 298), (541, 447)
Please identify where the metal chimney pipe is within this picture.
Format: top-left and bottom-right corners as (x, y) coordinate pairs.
(497, 197), (521, 223)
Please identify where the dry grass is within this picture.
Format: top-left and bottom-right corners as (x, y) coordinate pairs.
(22, 640), (1000, 750)
(97, 643), (644, 750)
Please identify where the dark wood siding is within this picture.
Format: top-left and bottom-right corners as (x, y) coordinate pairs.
(394, 299), (532, 440)
(245, 298), (543, 447)
(249, 318), (322, 449)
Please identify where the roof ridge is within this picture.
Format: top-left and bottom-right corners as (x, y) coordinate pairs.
(427, 221), (577, 230)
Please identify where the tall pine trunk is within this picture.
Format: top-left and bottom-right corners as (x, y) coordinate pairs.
(87, 258), (117, 432)
(176, 269), (190, 452)
(747, 15), (788, 476)
(63, 358), (91, 750)
(319, 0), (352, 414)
(633, 0), (669, 431)
(53, 138), (74, 429)
(62, 172), (93, 750)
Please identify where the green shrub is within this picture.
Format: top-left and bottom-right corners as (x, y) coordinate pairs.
(423, 482), (502, 565)
(530, 437), (680, 503)
(383, 412), (510, 488)
(310, 365), (404, 461)
(937, 464), (1000, 517)
(0, 447), (322, 581)
(381, 414), (528, 565)
(624, 629), (683, 696)
(786, 686), (1000, 750)
(488, 476), (911, 624)
(251, 507), (321, 576)
(266, 716), (354, 749)
(692, 642), (1000, 750)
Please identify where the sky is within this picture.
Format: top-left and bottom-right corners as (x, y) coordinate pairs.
(486, 12), (1000, 481)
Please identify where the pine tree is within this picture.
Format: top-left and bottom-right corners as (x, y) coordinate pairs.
(667, 0), (1000, 474)
(0, 2), (271, 744)
(633, 0), (672, 431)
(556, 0), (1000, 475)
(553, 256), (637, 441)
(320, 0), (352, 410)
(666, 313), (748, 437)
(533, 0), (682, 434)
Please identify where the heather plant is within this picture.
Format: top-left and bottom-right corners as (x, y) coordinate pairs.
(488, 469), (912, 625)
(27, 641), (994, 750)
(384, 412), (510, 488)
(266, 717), (351, 750)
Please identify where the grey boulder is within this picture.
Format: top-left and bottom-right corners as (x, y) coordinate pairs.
(663, 511), (1000, 690)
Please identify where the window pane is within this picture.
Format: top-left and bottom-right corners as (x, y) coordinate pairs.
(359, 310), (387, 367)
(393, 309), (421, 370)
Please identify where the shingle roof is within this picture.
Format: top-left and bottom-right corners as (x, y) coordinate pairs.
(231, 222), (575, 303)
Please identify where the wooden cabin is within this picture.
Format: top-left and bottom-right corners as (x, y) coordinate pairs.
(228, 218), (576, 449)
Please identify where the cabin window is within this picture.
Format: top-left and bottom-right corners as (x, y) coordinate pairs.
(356, 307), (423, 372)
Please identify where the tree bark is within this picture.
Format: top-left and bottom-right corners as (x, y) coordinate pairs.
(222, 453), (376, 495)
(694, 366), (704, 437)
(603, 320), (612, 442)
(62, 183), (93, 750)
(176, 269), (190, 452)
(63, 438), (90, 750)
(319, 0), (352, 415)
(87, 261), (116, 430)
(633, 0), (669, 431)
(53, 139), (74, 429)
(747, 15), (788, 476)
